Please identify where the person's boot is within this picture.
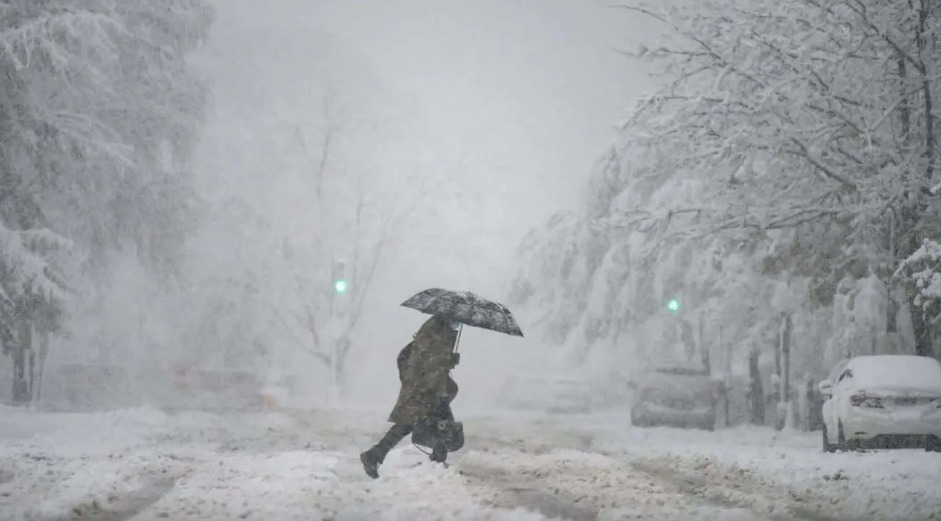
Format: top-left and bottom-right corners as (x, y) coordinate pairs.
(430, 445), (447, 464)
(360, 450), (380, 479)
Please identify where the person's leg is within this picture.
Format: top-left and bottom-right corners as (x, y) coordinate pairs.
(360, 423), (412, 478)
(371, 423), (413, 461)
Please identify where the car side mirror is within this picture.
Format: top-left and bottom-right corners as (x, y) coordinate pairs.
(818, 379), (833, 396)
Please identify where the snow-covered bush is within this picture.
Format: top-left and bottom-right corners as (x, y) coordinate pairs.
(895, 239), (941, 348)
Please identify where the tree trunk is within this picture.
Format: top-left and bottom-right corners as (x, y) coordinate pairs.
(324, 364), (341, 407)
(681, 319), (695, 362)
(11, 346), (28, 405)
(27, 348), (34, 401)
(699, 315), (709, 371)
(912, 304), (934, 356)
(784, 319), (790, 400)
(912, 1), (936, 358)
(11, 320), (33, 405)
(34, 330), (49, 402)
(772, 319), (783, 429)
(887, 282), (899, 334)
(747, 348), (764, 425)
(799, 379), (811, 432)
(776, 313), (791, 431)
(918, 0), (935, 183)
(774, 317), (782, 381)
(720, 325), (730, 427)
(897, 51), (911, 148)
(324, 336), (351, 407)
(723, 381), (731, 427)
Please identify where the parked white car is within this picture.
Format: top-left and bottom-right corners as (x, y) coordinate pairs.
(819, 355), (941, 452)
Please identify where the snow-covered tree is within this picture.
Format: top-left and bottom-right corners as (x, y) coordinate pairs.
(605, 0), (941, 355)
(0, 0), (213, 401)
(2, 1), (213, 271)
(511, 0), (941, 428)
(896, 239), (941, 357)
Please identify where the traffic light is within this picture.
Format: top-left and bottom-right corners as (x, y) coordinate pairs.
(667, 298), (680, 314)
(332, 258), (349, 295)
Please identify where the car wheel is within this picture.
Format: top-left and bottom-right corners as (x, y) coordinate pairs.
(822, 424), (836, 453)
(837, 421), (859, 452)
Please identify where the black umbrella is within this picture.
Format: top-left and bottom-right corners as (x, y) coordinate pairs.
(401, 288), (524, 339)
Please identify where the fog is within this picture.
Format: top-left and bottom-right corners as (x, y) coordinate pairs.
(9, 4), (941, 518)
(186, 0), (657, 410)
(0, 0), (661, 412)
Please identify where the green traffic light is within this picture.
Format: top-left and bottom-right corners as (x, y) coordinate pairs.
(334, 279), (349, 294)
(667, 298), (680, 313)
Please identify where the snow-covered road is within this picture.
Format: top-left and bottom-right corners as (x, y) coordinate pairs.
(1, 406), (939, 521)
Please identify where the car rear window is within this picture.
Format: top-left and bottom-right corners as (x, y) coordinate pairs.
(849, 356), (941, 392)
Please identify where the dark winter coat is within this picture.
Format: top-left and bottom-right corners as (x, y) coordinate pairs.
(388, 315), (459, 425)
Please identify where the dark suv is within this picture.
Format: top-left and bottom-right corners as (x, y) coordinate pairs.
(630, 364), (717, 430)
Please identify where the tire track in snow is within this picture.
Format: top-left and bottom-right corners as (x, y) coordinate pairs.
(459, 420), (837, 521)
(457, 461), (598, 521)
(629, 459), (848, 521)
(47, 476), (179, 521)
(481, 414), (849, 520)
(456, 449), (773, 521)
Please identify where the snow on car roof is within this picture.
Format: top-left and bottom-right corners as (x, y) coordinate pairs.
(848, 355), (941, 393)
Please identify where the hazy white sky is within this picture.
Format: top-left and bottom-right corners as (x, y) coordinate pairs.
(313, 0), (657, 222)
(305, 0), (659, 294)
(196, 0), (661, 403)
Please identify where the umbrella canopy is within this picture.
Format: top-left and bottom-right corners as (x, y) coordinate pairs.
(401, 288), (524, 337)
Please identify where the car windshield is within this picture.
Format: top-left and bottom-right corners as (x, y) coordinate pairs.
(849, 355), (941, 393)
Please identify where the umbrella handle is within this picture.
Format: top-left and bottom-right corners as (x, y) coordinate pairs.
(453, 323), (463, 354)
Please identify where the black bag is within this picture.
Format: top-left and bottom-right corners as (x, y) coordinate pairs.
(411, 417), (464, 452)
